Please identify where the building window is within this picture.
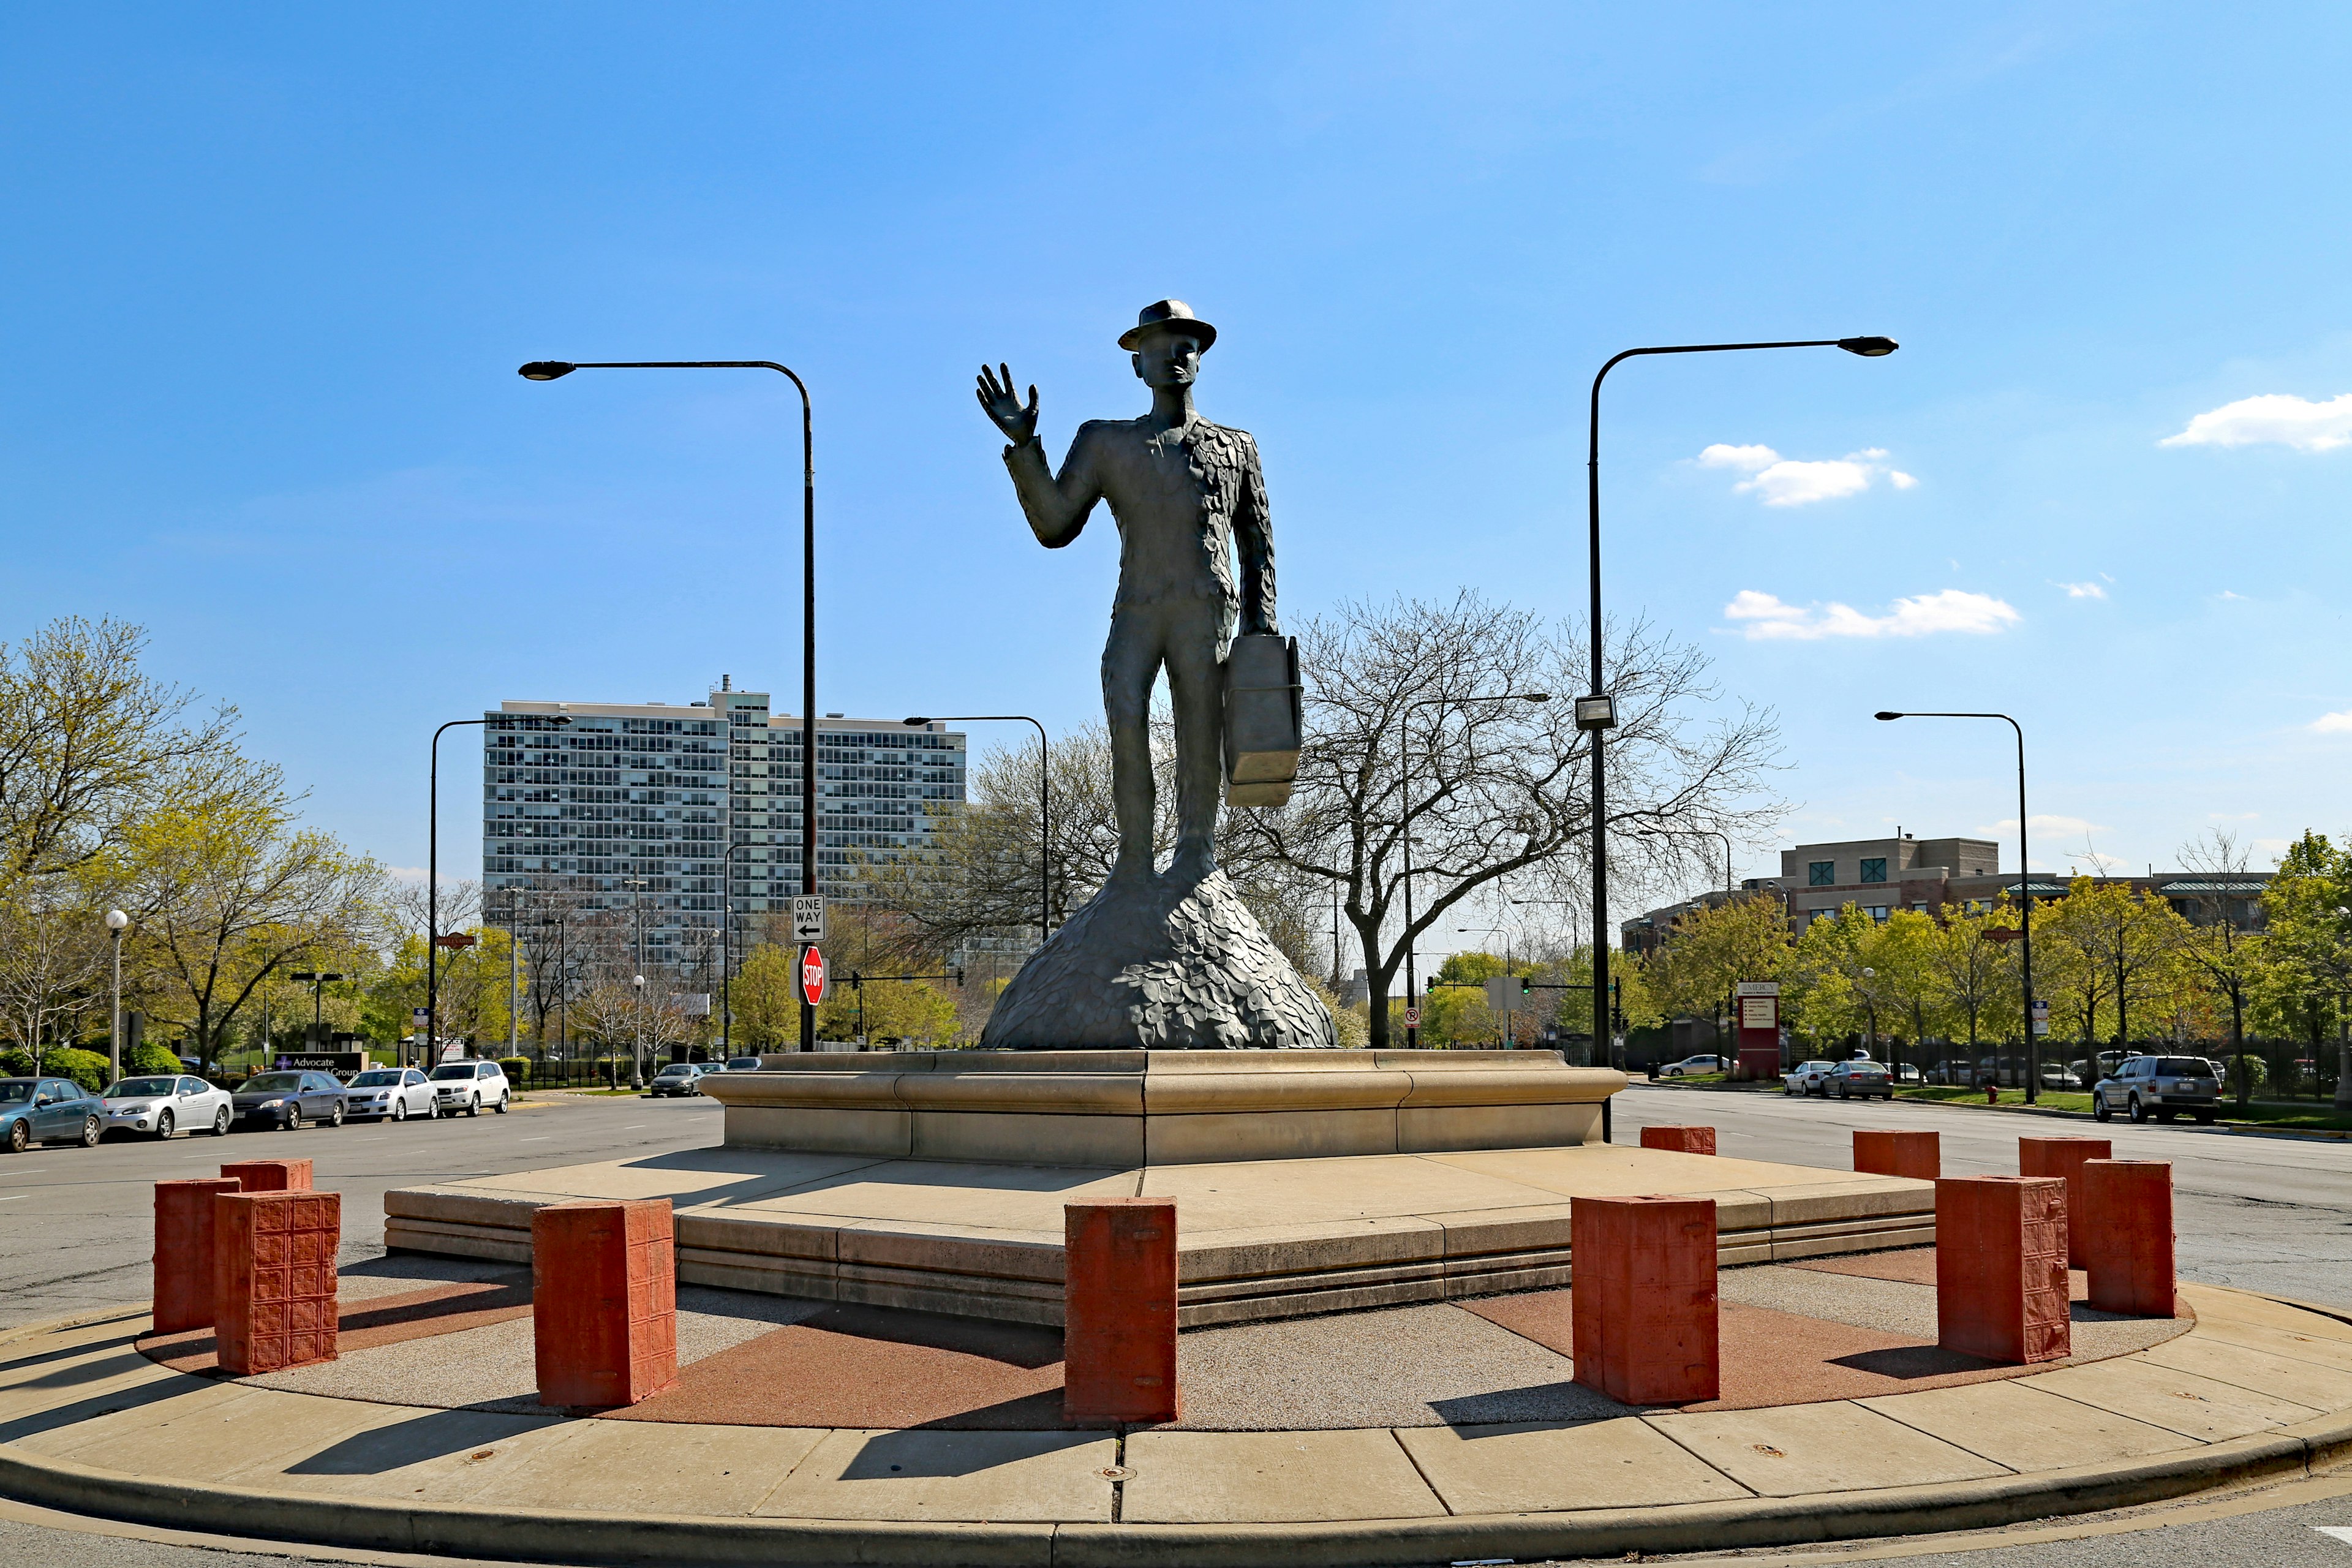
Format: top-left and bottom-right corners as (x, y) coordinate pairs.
(1808, 861), (1836, 886)
(1868, 905), (1890, 921)
(1860, 858), (1887, 883)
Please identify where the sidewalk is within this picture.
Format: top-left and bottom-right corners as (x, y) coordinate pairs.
(4, 1276), (2346, 1565)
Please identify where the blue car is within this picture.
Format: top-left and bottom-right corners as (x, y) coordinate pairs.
(1, 1076), (106, 1153)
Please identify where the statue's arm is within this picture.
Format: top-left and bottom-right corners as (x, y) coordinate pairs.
(1003, 424), (1104, 549)
(1236, 433), (1278, 635)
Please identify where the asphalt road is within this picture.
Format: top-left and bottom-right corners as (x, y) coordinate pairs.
(0, 1089), (725, 1330)
(1615, 1080), (2352, 1310)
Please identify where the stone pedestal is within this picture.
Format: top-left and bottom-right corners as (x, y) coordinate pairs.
(153, 1178), (243, 1333)
(1854, 1130), (1940, 1181)
(1063, 1199), (1178, 1425)
(1572, 1195), (1719, 1406)
(221, 1158), (312, 1193)
(1936, 1176), (2068, 1365)
(1640, 1125), (1716, 1155)
(532, 1199), (679, 1408)
(2081, 1161), (2174, 1316)
(214, 1189), (339, 1375)
(2018, 1137), (2111, 1268)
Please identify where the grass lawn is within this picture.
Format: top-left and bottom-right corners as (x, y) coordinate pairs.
(1894, 1084), (2350, 1132)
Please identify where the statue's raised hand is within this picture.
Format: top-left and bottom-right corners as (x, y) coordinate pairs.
(976, 362), (1039, 447)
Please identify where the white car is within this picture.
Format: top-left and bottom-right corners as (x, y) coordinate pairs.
(1782, 1060), (1838, 1096)
(428, 1060), (511, 1116)
(343, 1067), (437, 1122)
(101, 1074), (234, 1139)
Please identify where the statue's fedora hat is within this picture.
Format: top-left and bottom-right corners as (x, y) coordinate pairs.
(1119, 299), (1218, 352)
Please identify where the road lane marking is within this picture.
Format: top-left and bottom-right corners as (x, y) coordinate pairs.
(2316, 1526), (2352, 1546)
(0, 1195), (25, 1201)
(520, 1136), (549, 1142)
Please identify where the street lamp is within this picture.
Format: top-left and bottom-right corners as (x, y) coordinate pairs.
(432, 714), (567, 1069)
(105, 909), (129, 1079)
(1875, 709), (2039, 1101)
(521, 357), (821, 1052)
(287, 971), (345, 1042)
(624, 876), (649, 1089)
(1398, 691), (1550, 1046)
(1585, 336), (1897, 1077)
(905, 715), (1050, 944)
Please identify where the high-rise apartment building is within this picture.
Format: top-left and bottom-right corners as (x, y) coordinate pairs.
(480, 682), (965, 963)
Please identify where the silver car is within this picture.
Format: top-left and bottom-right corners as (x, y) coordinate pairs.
(343, 1067), (437, 1122)
(1783, 1060), (1838, 1096)
(101, 1074), (233, 1139)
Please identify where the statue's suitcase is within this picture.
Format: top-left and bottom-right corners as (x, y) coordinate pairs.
(1223, 634), (1302, 807)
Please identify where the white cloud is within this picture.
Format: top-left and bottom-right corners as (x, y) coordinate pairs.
(2311, 710), (2352, 734)
(2161, 391), (2352, 452)
(1980, 815), (2108, 839)
(1725, 587), (2021, 640)
(1697, 443), (1917, 507)
(2054, 580), (2108, 599)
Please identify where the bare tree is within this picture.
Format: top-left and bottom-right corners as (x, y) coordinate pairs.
(0, 879), (109, 1069)
(1223, 592), (1783, 1045)
(2171, 829), (2266, 1105)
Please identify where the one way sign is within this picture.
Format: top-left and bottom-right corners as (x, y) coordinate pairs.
(791, 895), (827, 944)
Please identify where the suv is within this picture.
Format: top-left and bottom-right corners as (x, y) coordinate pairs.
(1783, 1060), (1838, 1096)
(1825, 1059), (1894, 1100)
(428, 1060), (510, 1116)
(649, 1062), (707, 1098)
(2094, 1055), (2219, 1124)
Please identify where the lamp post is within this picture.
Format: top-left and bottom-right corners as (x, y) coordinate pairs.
(1398, 691), (1551, 1046)
(432, 713), (570, 1069)
(1875, 710), (2039, 1102)
(288, 971), (344, 1043)
(1509, 896), (1581, 1053)
(623, 876), (649, 1089)
(904, 716), (1050, 944)
(521, 357), (819, 1052)
(1585, 335), (1897, 1077)
(105, 910), (129, 1078)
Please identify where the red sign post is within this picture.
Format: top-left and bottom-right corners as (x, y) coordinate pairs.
(1732, 981), (1781, 1082)
(799, 946), (828, 1008)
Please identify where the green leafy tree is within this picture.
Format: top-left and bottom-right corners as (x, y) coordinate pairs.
(1642, 895), (1792, 1036)
(2256, 832), (2352, 1106)
(1924, 900), (2024, 1064)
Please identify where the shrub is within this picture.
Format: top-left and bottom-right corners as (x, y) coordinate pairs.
(499, 1057), (531, 1084)
(0, 1048), (32, 1078)
(123, 1041), (182, 1076)
(45, 1048), (112, 1096)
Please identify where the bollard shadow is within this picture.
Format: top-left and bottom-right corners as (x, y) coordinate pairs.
(0, 1329), (146, 1381)
(835, 1427), (1099, 1482)
(1427, 1379), (1629, 1425)
(284, 1406), (557, 1476)
(1828, 1345), (2009, 1381)
(801, 1304), (1062, 1371)
(0, 1365), (212, 1447)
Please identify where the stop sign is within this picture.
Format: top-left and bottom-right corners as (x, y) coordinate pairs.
(800, 945), (828, 1006)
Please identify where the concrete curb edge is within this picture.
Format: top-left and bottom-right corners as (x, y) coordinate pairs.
(0, 1412), (2340, 1567)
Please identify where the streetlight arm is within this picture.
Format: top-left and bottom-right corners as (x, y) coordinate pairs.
(905, 714), (1052, 941)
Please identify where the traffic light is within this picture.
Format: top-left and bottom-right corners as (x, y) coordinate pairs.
(951, 965), (965, 989)
(1516, 976), (1532, 997)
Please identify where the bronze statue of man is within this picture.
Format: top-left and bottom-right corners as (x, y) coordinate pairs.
(977, 300), (1276, 885)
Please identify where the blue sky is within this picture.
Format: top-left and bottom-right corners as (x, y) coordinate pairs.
(4, 4), (2349, 941)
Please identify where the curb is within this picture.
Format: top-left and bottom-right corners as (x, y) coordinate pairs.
(1, 1396), (2345, 1567)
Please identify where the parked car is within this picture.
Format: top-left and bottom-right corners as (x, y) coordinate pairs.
(725, 1055), (763, 1073)
(0, 1077), (104, 1152)
(102, 1074), (232, 1139)
(1659, 1054), (1725, 1079)
(649, 1061), (709, 1098)
(1783, 1060), (1838, 1096)
(428, 1060), (511, 1115)
(2092, 1055), (2220, 1124)
(1826, 1059), (1896, 1101)
(343, 1068), (436, 1122)
(230, 1070), (347, 1131)
(1893, 1063), (1924, 1086)
(2042, 1063), (2086, 1091)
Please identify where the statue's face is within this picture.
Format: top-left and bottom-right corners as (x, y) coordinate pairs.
(1131, 330), (1203, 390)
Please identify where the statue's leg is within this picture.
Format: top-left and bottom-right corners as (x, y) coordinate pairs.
(1166, 598), (1227, 883)
(1101, 605), (1161, 881)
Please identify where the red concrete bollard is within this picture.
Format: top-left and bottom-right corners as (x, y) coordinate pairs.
(152, 1178), (243, 1333)
(2081, 1160), (2176, 1317)
(1935, 1176), (2069, 1364)
(1639, 1125), (1717, 1156)
(2018, 1136), (2113, 1268)
(219, 1158), (312, 1193)
(532, 1199), (679, 1408)
(1572, 1195), (1719, 1405)
(1853, 1129), (1940, 1181)
(213, 1189), (340, 1375)
(1063, 1197), (1178, 1425)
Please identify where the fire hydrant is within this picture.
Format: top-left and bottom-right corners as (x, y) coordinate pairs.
(1985, 1084), (2000, 1105)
